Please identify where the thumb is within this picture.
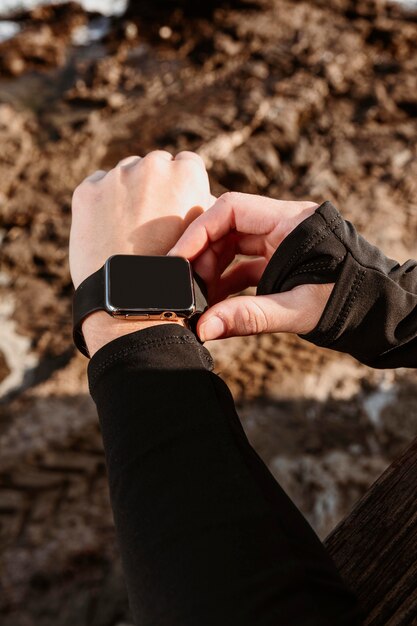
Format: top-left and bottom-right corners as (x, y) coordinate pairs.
(197, 284), (334, 341)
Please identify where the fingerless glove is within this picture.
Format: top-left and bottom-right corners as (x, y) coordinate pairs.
(257, 201), (417, 368)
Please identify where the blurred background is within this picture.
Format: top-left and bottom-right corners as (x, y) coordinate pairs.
(0, 0), (417, 624)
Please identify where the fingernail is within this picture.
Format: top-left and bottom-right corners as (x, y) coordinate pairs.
(199, 316), (225, 341)
(167, 248), (176, 256)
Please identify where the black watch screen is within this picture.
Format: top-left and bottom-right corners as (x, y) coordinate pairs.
(105, 255), (194, 313)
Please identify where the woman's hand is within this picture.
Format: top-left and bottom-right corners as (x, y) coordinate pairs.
(69, 150), (214, 356)
(168, 192), (334, 341)
(70, 151), (214, 288)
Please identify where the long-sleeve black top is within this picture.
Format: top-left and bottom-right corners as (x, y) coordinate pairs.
(87, 201), (417, 626)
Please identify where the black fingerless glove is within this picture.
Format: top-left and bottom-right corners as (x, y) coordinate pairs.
(257, 201), (417, 369)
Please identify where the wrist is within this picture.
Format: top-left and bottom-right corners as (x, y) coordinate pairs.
(82, 311), (188, 357)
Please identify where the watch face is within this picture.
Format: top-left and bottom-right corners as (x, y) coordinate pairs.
(105, 255), (194, 313)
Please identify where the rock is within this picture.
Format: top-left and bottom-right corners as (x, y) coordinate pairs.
(332, 141), (361, 175)
(0, 350), (10, 383)
(0, 2), (86, 76)
(107, 92), (126, 109)
(1, 0), (417, 622)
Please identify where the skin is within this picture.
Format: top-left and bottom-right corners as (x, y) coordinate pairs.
(70, 150), (214, 356)
(168, 192), (335, 341)
(69, 151), (334, 357)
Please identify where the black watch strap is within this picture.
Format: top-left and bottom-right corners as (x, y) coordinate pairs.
(73, 265), (209, 358)
(188, 271), (209, 333)
(73, 267), (105, 357)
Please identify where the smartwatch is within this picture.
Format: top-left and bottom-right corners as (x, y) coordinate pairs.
(73, 254), (209, 357)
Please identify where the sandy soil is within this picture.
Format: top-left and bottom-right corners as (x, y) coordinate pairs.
(0, 0), (417, 623)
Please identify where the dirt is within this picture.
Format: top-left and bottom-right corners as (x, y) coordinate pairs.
(0, 0), (417, 624)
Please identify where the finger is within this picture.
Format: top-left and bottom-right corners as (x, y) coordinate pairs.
(167, 192), (285, 261)
(187, 233), (266, 284)
(197, 292), (297, 341)
(117, 155), (141, 168)
(174, 151), (206, 168)
(168, 192), (319, 261)
(196, 283), (334, 341)
(190, 231), (266, 297)
(211, 258), (267, 303)
(190, 230), (266, 298)
(192, 231), (237, 287)
(234, 232), (268, 256)
(85, 170), (107, 182)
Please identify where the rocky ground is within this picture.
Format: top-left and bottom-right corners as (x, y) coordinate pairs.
(1, 0), (417, 623)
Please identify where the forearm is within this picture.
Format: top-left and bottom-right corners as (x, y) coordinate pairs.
(88, 323), (361, 626)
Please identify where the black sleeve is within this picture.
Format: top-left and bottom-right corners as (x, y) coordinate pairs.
(88, 323), (361, 626)
(257, 200), (417, 369)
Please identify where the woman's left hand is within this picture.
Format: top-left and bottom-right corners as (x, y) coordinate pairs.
(70, 150), (213, 289)
(69, 150), (214, 355)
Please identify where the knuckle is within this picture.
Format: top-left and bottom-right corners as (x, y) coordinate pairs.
(117, 155), (140, 168)
(174, 159), (205, 172)
(252, 300), (269, 333)
(118, 162), (133, 178)
(141, 154), (164, 170)
(142, 151), (157, 163)
(103, 167), (121, 185)
(176, 149), (193, 157)
(177, 158), (206, 177)
(234, 301), (268, 335)
(219, 190), (241, 206)
(177, 151), (205, 164)
(144, 150), (170, 163)
(106, 166), (118, 178)
(234, 303), (259, 335)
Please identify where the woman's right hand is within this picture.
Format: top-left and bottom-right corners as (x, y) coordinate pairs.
(168, 192), (335, 342)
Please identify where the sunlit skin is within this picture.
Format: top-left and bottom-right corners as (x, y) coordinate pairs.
(69, 150), (334, 356)
(70, 150), (214, 355)
(169, 191), (334, 340)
